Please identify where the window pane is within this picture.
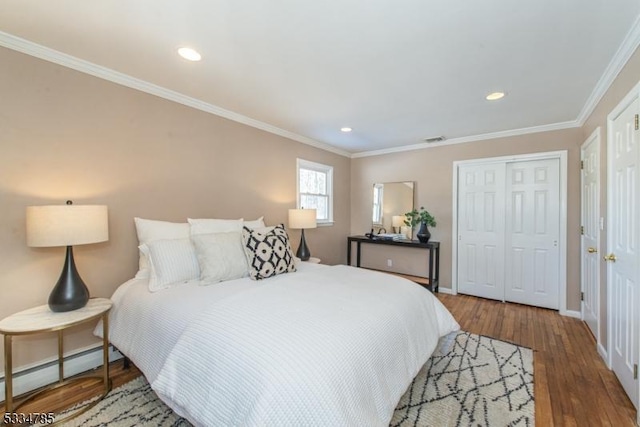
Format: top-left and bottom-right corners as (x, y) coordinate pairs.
(315, 196), (328, 220)
(297, 159), (333, 224)
(300, 168), (327, 195)
(300, 195), (328, 220)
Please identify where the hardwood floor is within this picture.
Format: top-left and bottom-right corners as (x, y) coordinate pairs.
(0, 361), (142, 420)
(438, 293), (637, 426)
(1, 293), (637, 426)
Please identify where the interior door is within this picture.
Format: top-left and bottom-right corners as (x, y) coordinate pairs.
(608, 98), (639, 408)
(504, 159), (560, 309)
(457, 163), (506, 301)
(581, 134), (600, 339)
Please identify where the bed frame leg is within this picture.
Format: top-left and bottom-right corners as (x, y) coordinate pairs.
(123, 356), (131, 370)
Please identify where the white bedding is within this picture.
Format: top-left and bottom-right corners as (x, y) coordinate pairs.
(98, 263), (459, 427)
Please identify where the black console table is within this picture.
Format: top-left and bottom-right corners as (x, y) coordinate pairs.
(347, 235), (440, 292)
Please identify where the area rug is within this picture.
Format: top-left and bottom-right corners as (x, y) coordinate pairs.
(390, 331), (534, 426)
(54, 331), (533, 427)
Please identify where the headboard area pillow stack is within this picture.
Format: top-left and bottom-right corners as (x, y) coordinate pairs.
(187, 217), (253, 284)
(141, 238), (200, 292)
(134, 218), (190, 279)
(242, 225), (297, 280)
(133, 216), (296, 292)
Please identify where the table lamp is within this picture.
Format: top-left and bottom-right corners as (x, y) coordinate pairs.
(26, 201), (109, 312)
(392, 215), (405, 233)
(288, 208), (317, 261)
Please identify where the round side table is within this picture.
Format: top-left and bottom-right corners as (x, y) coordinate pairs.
(0, 298), (112, 425)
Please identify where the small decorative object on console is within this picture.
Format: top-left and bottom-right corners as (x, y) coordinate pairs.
(404, 207), (436, 243)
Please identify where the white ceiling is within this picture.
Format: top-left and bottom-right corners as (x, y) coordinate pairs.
(1, 1), (640, 156)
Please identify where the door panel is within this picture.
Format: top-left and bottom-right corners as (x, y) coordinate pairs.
(609, 99), (639, 407)
(504, 159), (560, 309)
(581, 133), (600, 339)
(457, 163), (505, 301)
(457, 157), (561, 309)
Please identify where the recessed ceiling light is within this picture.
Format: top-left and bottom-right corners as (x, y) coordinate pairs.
(178, 47), (202, 61)
(340, 127), (352, 133)
(486, 91), (505, 101)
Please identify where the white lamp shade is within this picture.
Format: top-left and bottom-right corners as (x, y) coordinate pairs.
(26, 205), (109, 247)
(288, 209), (317, 229)
(392, 215), (405, 228)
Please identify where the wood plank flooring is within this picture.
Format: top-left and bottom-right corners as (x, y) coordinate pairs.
(1, 293), (637, 425)
(438, 293), (637, 426)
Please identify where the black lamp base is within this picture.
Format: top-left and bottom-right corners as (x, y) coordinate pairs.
(49, 246), (90, 312)
(296, 229), (311, 261)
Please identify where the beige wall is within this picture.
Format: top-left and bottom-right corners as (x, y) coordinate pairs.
(351, 129), (583, 307)
(0, 47), (350, 371)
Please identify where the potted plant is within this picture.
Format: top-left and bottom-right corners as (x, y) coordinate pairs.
(404, 207), (436, 243)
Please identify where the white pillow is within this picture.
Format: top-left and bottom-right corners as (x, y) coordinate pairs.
(188, 218), (243, 236)
(243, 216), (266, 229)
(191, 232), (249, 283)
(141, 238), (200, 292)
(134, 218), (190, 278)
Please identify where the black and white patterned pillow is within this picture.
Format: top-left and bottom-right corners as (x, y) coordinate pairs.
(242, 224), (297, 280)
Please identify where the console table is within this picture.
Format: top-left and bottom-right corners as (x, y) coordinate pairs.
(347, 235), (440, 292)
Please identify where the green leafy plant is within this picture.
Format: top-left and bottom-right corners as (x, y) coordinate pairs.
(404, 206), (437, 228)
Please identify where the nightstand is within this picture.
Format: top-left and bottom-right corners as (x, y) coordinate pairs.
(304, 257), (321, 264)
(0, 298), (112, 423)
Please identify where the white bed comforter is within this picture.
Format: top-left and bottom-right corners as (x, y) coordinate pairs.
(98, 264), (459, 427)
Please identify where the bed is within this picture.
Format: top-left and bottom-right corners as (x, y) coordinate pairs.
(96, 218), (459, 427)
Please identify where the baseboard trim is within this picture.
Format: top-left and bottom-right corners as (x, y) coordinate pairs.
(561, 310), (582, 319)
(437, 287), (455, 295)
(597, 342), (610, 368)
(0, 344), (122, 403)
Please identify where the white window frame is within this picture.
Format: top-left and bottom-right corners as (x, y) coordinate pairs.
(372, 183), (384, 225)
(296, 158), (334, 226)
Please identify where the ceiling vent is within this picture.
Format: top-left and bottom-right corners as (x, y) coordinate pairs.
(423, 136), (446, 143)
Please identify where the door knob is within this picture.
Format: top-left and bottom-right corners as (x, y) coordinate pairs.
(603, 253), (617, 262)
(587, 247), (597, 253)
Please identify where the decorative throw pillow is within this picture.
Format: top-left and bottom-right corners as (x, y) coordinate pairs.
(134, 218), (190, 278)
(242, 224), (296, 280)
(191, 232), (249, 283)
(141, 238), (200, 292)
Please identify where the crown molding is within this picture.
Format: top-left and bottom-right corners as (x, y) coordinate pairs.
(353, 16), (640, 159)
(576, 13), (640, 125)
(351, 120), (580, 158)
(3, 13), (640, 161)
(0, 31), (351, 158)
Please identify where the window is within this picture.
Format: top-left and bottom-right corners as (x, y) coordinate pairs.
(297, 158), (333, 225)
(372, 183), (383, 225)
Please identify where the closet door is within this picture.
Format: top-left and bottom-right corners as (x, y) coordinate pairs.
(457, 163), (506, 301)
(504, 159), (560, 309)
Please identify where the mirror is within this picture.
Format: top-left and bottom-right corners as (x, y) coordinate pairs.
(372, 181), (414, 236)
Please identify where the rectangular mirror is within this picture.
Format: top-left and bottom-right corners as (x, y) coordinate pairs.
(372, 181), (414, 235)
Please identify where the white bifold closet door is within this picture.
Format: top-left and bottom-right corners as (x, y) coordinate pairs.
(457, 163), (506, 301)
(458, 158), (560, 309)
